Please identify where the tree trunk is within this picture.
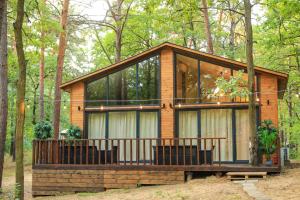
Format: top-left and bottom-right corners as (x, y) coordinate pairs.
(39, 0), (46, 121)
(9, 93), (16, 161)
(0, 0), (8, 190)
(244, 0), (258, 166)
(201, 0), (214, 54)
(229, 20), (236, 59)
(32, 86), (38, 125)
(53, 0), (70, 139)
(39, 36), (45, 121)
(13, 0), (26, 198)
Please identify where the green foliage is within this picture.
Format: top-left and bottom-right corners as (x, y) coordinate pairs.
(34, 121), (53, 139)
(62, 125), (82, 140)
(215, 70), (249, 98)
(257, 120), (278, 160)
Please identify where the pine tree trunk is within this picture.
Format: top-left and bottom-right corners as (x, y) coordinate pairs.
(13, 0), (26, 198)
(0, 0), (8, 190)
(244, 0), (258, 166)
(53, 0), (70, 139)
(39, 37), (45, 121)
(39, 0), (46, 121)
(201, 0), (214, 54)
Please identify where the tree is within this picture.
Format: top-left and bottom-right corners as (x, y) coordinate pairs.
(244, 0), (258, 166)
(201, 0), (214, 54)
(53, 0), (70, 138)
(13, 0), (26, 198)
(0, 0), (8, 191)
(39, 0), (47, 121)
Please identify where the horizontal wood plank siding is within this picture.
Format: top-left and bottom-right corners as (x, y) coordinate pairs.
(260, 74), (278, 126)
(32, 169), (184, 196)
(160, 48), (174, 138)
(70, 82), (84, 131)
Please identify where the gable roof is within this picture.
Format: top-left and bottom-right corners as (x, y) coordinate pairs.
(61, 42), (288, 90)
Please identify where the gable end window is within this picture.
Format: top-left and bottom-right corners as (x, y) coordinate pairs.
(86, 55), (160, 106)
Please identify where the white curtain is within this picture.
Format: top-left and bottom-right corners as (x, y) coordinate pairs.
(201, 109), (233, 161)
(88, 113), (106, 149)
(109, 112), (136, 161)
(179, 111), (198, 145)
(236, 109), (250, 161)
(139, 112), (158, 161)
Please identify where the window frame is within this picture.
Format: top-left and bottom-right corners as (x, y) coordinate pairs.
(84, 53), (161, 107)
(174, 52), (259, 105)
(84, 110), (161, 139)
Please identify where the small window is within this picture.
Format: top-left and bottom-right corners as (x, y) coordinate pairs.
(176, 54), (199, 104)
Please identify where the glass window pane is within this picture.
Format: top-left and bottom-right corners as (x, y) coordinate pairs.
(108, 111), (137, 161)
(86, 78), (107, 107)
(138, 55), (159, 105)
(176, 54), (199, 104)
(108, 65), (137, 105)
(139, 112), (158, 161)
(200, 61), (232, 103)
(178, 111), (198, 145)
(201, 109), (233, 161)
(235, 109), (250, 160)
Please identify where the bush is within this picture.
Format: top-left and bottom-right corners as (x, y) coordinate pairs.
(63, 125), (81, 140)
(34, 121), (53, 139)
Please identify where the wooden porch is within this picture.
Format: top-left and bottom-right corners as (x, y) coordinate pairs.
(32, 137), (280, 172)
(31, 137), (280, 196)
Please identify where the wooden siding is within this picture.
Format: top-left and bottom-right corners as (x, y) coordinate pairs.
(70, 82), (84, 131)
(260, 74), (278, 126)
(160, 48), (174, 138)
(32, 169), (184, 196)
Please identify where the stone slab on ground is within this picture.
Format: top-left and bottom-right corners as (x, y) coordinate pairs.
(234, 180), (271, 200)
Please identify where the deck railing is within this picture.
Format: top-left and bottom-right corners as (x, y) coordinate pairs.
(32, 138), (227, 167)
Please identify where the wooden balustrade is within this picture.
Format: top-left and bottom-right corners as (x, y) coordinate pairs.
(32, 138), (226, 167)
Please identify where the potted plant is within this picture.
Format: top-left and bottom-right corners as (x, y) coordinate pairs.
(257, 120), (278, 166)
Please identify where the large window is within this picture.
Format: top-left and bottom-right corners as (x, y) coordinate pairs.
(86, 55), (159, 106)
(175, 53), (258, 104)
(87, 111), (159, 162)
(177, 108), (254, 162)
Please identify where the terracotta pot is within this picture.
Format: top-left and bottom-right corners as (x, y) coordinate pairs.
(272, 153), (279, 165)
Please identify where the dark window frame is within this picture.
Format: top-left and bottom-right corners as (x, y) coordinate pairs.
(175, 106), (260, 164)
(174, 51), (259, 105)
(84, 110), (161, 139)
(84, 53), (161, 107)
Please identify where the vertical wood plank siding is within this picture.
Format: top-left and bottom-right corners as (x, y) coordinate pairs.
(70, 82), (84, 131)
(260, 74), (278, 126)
(160, 48), (174, 138)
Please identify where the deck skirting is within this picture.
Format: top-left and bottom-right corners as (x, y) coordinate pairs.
(32, 168), (185, 196)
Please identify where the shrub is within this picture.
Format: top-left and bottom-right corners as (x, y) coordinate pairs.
(63, 125), (81, 140)
(34, 121), (53, 139)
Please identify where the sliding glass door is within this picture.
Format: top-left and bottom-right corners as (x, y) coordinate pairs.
(177, 108), (251, 163)
(87, 111), (159, 162)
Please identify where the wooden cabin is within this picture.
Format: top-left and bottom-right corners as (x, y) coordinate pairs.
(32, 42), (288, 196)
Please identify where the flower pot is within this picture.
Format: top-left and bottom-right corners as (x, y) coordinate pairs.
(265, 160), (273, 166)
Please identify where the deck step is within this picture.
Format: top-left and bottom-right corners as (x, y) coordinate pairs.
(226, 172), (267, 180)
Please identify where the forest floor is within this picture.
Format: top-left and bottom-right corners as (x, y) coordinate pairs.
(1, 156), (300, 200)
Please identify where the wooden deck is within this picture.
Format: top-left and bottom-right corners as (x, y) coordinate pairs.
(32, 138), (280, 196)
